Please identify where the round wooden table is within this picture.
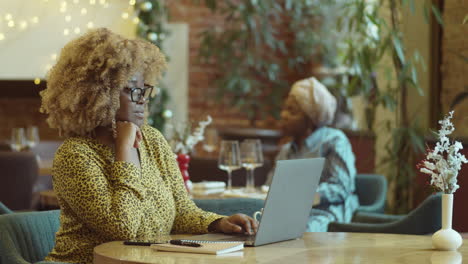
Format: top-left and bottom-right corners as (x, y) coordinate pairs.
(94, 232), (466, 263)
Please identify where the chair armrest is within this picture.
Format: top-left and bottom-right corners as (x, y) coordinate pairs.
(352, 211), (404, 223)
(328, 193), (442, 235)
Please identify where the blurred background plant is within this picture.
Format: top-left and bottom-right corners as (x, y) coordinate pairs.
(134, 0), (171, 131)
(195, 0), (345, 126)
(333, 0), (443, 213)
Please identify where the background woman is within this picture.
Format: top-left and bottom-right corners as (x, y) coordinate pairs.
(266, 77), (359, 232)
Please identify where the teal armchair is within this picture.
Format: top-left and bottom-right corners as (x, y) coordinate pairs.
(355, 173), (387, 213)
(0, 202), (13, 214)
(0, 210), (65, 264)
(328, 193), (442, 235)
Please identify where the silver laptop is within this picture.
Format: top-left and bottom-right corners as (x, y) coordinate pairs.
(188, 158), (324, 246)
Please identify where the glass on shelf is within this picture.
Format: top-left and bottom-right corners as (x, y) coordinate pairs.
(240, 139), (264, 193)
(218, 140), (241, 191)
(10, 127), (26, 152)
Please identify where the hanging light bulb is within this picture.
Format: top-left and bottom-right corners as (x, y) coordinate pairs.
(31, 16), (39, 24)
(132, 17), (140, 24)
(87, 21), (94, 28)
(64, 28), (70, 35)
(65, 15), (72, 22)
(8, 21), (15, 28)
(5, 14), (13, 21)
(81, 8), (87, 15)
(74, 27), (81, 34)
(0, 33), (5, 41)
(129, 0), (136, 6)
(140, 1), (153, 12)
(34, 78), (41, 85)
(51, 54), (57, 60)
(89, 0), (96, 5)
(121, 12), (129, 19)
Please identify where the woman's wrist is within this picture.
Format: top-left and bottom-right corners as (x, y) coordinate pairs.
(208, 217), (224, 232)
(115, 144), (134, 162)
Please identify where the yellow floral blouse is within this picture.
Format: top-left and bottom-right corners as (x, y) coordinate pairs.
(46, 125), (223, 264)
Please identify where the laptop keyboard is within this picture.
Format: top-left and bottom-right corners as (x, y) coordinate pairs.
(220, 234), (256, 242)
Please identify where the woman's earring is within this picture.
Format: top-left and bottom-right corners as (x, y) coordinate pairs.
(112, 118), (117, 139)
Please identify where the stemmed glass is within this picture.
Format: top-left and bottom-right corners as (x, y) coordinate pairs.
(10, 128), (26, 152)
(240, 139), (264, 193)
(218, 140), (241, 191)
(25, 126), (40, 149)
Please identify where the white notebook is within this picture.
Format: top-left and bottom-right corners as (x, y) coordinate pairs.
(151, 240), (244, 255)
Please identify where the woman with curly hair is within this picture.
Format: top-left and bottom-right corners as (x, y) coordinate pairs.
(40, 28), (257, 264)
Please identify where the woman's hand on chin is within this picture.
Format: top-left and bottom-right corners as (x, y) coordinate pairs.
(215, 214), (258, 235)
(115, 121), (142, 149)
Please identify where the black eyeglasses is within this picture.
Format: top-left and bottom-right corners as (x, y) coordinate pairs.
(124, 85), (158, 102)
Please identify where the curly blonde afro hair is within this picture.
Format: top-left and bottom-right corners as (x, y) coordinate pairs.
(40, 28), (166, 137)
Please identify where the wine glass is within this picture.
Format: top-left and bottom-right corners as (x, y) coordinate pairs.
(218, 140), (241, 191)
(203, 127), (218, 153)
(240, 139), (264, 193)
(10, 128), (26, 152)
(25, 126), (40, 149)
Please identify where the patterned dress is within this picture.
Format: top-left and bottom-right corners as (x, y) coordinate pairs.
(46, 125), (223, 264)
(266, 127), (359, 232)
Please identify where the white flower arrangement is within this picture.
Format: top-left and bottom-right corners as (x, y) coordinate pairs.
(170, 116), (212, 155)
(419, 111), (468, 194)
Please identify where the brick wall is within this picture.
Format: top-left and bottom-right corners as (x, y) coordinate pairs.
(168, 1), (252, 128)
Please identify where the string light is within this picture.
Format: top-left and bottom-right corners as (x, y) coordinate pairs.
(2, 0), (137, 76)
(19, 21), (28, 30)
(34, 78), (41, 85)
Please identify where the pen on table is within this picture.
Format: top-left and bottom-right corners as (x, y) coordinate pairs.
(169, 240), (202, 247)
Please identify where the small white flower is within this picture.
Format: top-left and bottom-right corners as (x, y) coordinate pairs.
(419, 111), (468, 194)
(169, 116), (213, 155)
